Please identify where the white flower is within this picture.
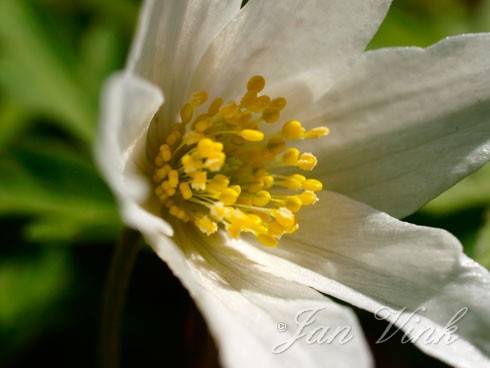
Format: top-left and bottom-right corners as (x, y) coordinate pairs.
(96, 1), (490, 367)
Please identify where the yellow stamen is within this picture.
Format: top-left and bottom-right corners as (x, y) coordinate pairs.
(195, 215), (218, 235)
(299, 190), (318, 205)
(257, 234), (278, 247)
(247, 75), (266, 93)
(302, 179), (323, 192)
(282, 148), (300, 165)
(180, 103), (194, 124)
(297, 153), (317, 171)
(240, 129), (264, 142)
(151, 75), (328, 246)
(282, 120), (305, 140)
(305, 126), (330, 139)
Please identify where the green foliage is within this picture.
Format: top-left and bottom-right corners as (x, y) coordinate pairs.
(0, 249), (72, 362)
(0, 140), (121, 242)
(0, 0), (95, 144)
(371, 0), (471, 48)
(0, 0), (134, 245)
(476, 211), (490, 268)
(423, 164), (490, 215)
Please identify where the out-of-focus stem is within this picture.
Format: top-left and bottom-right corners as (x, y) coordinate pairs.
(99, 227), (141, 368)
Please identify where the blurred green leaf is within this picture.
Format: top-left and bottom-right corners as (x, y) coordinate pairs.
(79, 0), (139, 30)
(0, 249), (72, 361)
(78, 23), (124, 102)
(0, 0), (96, 145)
(370, 0), (475, 48)
(475, 211), (490, 269)
(422, 163), (490, 215)
(0, 139), (121, 243)
(473, 0), (490, 29)
(0, 101), (31, 151)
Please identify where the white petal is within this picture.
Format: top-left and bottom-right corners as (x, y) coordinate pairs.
(191, 0), (392, 113)
(127, 0), (241, 126)
(96, 73), (172, 236)
(229, 191), (490, 368)
(146, 224), (373, 368)
(300, 34), (490, 218)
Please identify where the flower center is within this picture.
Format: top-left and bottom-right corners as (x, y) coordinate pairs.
(152, 76), (328, 247)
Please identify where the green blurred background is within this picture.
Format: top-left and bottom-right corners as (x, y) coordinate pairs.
(0, 0), (489, 367)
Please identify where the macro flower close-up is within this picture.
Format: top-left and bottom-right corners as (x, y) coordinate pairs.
(95, 1), (490, 367)
(1, 1), (490, 368)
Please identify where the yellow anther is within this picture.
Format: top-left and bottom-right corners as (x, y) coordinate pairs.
(237, 194), (253, 206)
(282, 148), (300, 165)
(290, 174), (306, 183)
(190, 91), (208, 107)
(204, 151), (226, 171)
(198, 138), (222, 157)
(253, 191), (271, 206)
(285, 196), (302, 213)
(153, 164), (171, 182)
(220, 187), (239, 206)
(168, 170), (179, 187)
(184, 131), (204, 145)
(195, 215), (218, 235)
(179, 182), (193, 200)
(240, 91), (257, 108)
(169, 205), (181, 217)
(156, 191), (169, 203)
(229, 185), (242, 195)
(177, 209), (188, 221)
(299, 190), (318, 205)
(268, 221), (285, 237)
(182, 154), (201, 174)
(273, 207), (296, 228)
(240, 129), (264, 142)
(283, 174), (305, 190)
(210, 202), (231, 221)
(250, 95), (271, 112)
(247, 75), (266, 93)
(270, 97), (287, 111)
(226, 222), (242, 238)
(154, 155), (164, 167)
(195, 118), (212, 133)
(219, 103), (238, 118)
(257, 234), (278, 247)
(282, 120), (305, 140)
(238, 113), (252, 127)
(284, 223), (299, 234)
(207, 174), (230, 192)
(180, 103), (194, 123)
(302, 179), (323, 192)
(160, 144), (172, 162)
(208, 97), (223, 115)
(304, 126), (330, 139)
(191, 171), (207, 191)
(297, 153), (318, 171)
(263, 175), (274, 189)
(245, 214), (262, 228)
(165, 129), (182, 146)
(262, 108), (280, 123)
